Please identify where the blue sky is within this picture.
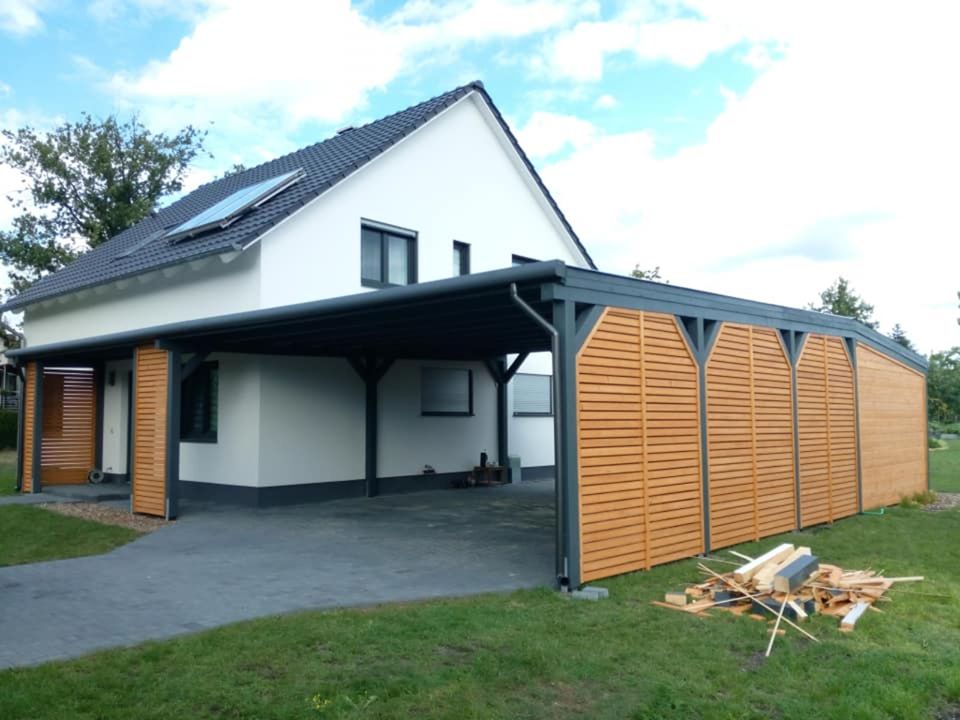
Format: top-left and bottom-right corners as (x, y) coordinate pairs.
(1, 0), (958, 352)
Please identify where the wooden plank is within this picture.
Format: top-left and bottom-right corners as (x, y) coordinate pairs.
(733, 543), (795, 583)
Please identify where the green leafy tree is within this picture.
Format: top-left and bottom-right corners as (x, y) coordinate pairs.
(889, 323), (914, 351)
(0, 114), (207, 295)
(631, 265), (667, 282)
(809, 276), (877, 329)
(927, 347), (960, 423)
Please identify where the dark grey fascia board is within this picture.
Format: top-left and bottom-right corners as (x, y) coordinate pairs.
(8, 261), (568, 361)
(552, 268), (927, 373)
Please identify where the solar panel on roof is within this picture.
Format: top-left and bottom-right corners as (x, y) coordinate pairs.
(165, 168), (305, 242)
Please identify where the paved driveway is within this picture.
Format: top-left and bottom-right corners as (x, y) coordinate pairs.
(0, 481), (554, 668)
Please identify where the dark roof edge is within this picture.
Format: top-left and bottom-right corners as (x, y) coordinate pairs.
(7, 261), (567, 361)
(562, 267), (928, 372)
(468, 84), (597, 270)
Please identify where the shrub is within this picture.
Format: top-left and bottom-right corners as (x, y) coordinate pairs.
(0, 410), (16, 450)
(929, 437), (944, 449)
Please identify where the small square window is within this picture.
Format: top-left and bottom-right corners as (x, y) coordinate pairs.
(421, 367), (473, 416)
(361, 224), (417, 287)
(512, 373), (552, 416)
(453, 241), (470, 276)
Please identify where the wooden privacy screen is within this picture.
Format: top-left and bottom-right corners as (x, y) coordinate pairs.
(39, 368), (97, 485)
(21, 362), (37, 492)
(577, 308), (703, 582)
(706, 324), (796, 548)
(132, 345), (169, 517)
(857, 344), (927, 507)
(796, 335), (858, 525)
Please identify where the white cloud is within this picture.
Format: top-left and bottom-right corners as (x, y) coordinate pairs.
(0, 81), (10, 96)
(538, 1), (960, 354)
(516, 111), (595, 158)
(110, 0), (597, 130)
(593, 93), (616, 109)
(0, 0), (47, 35)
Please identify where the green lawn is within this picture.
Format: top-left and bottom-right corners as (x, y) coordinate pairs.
(0, 449), (17, 496)
(930, 439), (960, 492)
(0, 505), (140, 567)
(1, 507), (957, 720)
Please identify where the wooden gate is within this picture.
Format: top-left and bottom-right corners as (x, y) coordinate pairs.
(40, 368), (97, 485)
(132, 345), (170, 517)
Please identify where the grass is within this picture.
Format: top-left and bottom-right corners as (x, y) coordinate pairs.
(930, 439), (960, 492)
(0, 507), (958, 719)
(0, 449), (17, 496)
(0, 505), (140, 568)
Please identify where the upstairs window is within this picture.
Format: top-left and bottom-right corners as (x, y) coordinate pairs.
(453, 241), (470, 276)
(181, 362), (219, 443)
(512, 373), (552, 416)
(362, 224), (417, 287)
(421, 367), (473, 416)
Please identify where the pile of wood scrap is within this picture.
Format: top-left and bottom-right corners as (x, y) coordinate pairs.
(653, 543), (923, 656)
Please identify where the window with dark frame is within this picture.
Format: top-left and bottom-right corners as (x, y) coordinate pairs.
(181, 362), (219, 442)
(361, 224), (417, 287)
(512, 373), (552, 416)
(511, 254), (538, 266)
(421, 367), (473, 416)
(453, 241), (470, 276)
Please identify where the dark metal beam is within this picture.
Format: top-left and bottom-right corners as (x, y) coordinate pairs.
(502, 352), (529, 384)
(495, 357), (508, 471)
(165, 350), (181, 520)
(554, 299), (580, 589)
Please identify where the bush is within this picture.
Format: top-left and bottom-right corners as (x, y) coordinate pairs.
(0, 410), (17, 450)
(929, 437), (944, 449)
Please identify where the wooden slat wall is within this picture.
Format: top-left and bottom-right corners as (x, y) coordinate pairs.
(706, 324), (795, 548)
(577, 308), (702, 582)
(21, 362), (37, 493)
(797, 335), (858, 525)
(857, 344), (927, 508)
(40, 368), (97, 486)
(132, 345), (169, 517)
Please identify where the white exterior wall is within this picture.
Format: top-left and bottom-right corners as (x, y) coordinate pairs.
(257, 357), (365, 486)
(179, 353), (261, 487)
(101, 359), (131, 475)
(22, 247), (260, 345)
(379, 360), (497, 477)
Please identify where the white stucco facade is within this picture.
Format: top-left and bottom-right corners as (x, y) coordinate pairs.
(20, 90), (591, 491)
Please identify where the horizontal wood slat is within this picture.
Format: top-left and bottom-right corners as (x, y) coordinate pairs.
(21, 363), (37, 493)
(706, 324), (795, 550)
(40, 368), (97, 486)
(857, 344), (926, 508)
(132, 345), (168, 517)
(577, 308), (703, 582)
(797, 335), (858, 526)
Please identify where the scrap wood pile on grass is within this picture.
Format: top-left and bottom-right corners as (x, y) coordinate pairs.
(653, 543), (924, 656)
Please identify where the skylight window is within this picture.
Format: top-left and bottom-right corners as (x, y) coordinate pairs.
(165, 168), (305, 242)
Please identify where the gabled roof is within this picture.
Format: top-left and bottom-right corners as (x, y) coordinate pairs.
(2, 81), (596, 313)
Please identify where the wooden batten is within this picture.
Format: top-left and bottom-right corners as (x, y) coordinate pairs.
(132, 345), (169, 517)
(797, 335), (858, 526)
(706, 324), (796, 550)
(577, 308), (703, 582)
(21, 362), (37, 493)
(856, 344), (926, 508)
(39, 367), (97, 486)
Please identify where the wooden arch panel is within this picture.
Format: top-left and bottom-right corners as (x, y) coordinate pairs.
(40, 368), (97, 485)
(706, 324), (796, 548)
(576, 308), (702, 582)
(796, 335), (858, 525)
(857, 344), (927, 508)
(21, 362), (37, 493)
(132, 345), (169, 517)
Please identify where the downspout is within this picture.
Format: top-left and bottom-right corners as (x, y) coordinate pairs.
(509, 283), (567, 587)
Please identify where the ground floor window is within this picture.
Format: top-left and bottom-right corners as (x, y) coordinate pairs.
(421, 367), (473, 416)
(181, 362), (218, 442)
(512, 373), (552, 416)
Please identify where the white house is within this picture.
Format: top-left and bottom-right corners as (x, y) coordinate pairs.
(5, 81), (595, 506)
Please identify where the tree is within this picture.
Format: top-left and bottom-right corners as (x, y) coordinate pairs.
(631, 265), (667, 282)
(0, 114), (207, 295)
(809, 276), (877, 329)
(889, 323), (914, 351)
(927, 348), (960, 423)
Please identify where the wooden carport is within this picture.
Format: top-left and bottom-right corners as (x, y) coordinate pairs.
(10, 262), (929, 589)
